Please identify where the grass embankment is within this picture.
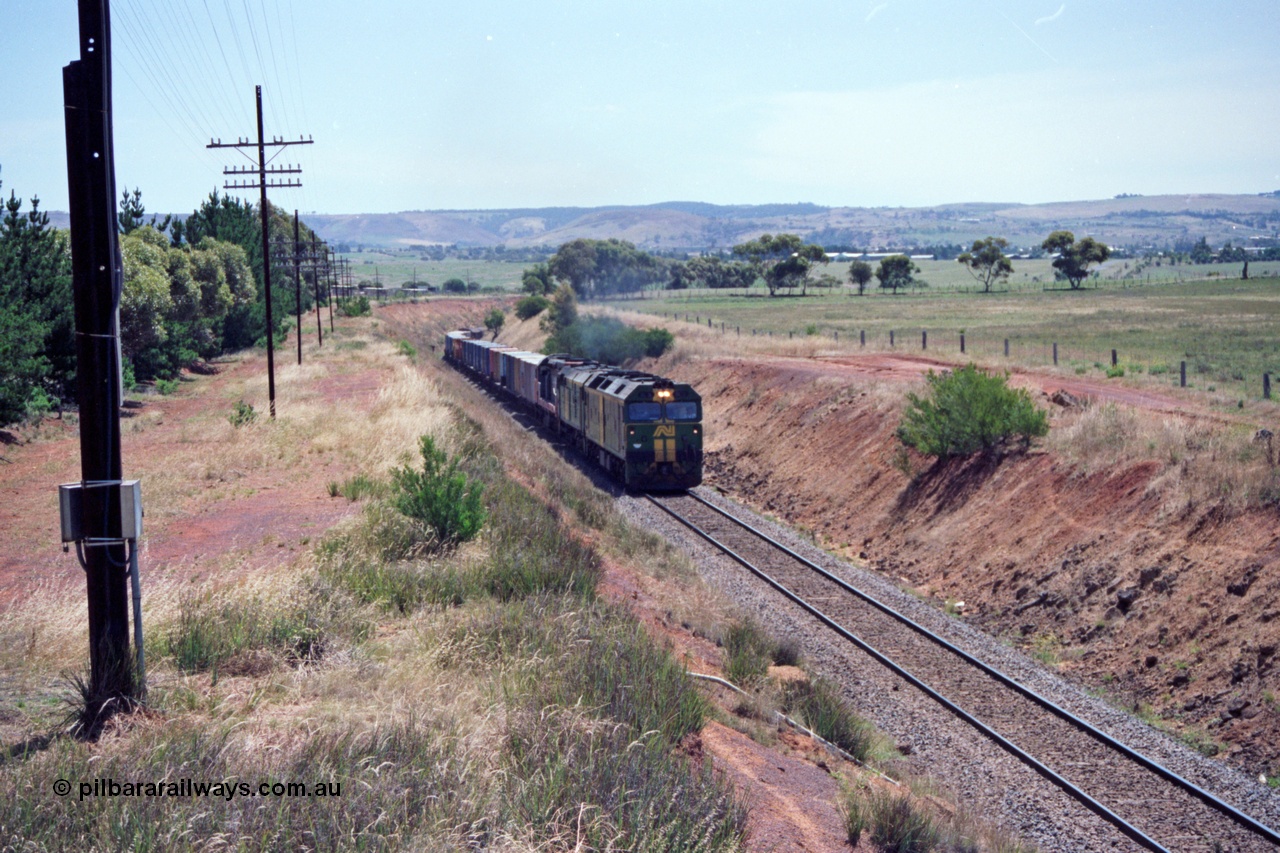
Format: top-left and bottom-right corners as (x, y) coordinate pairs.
(0, 320), (744, 850)
(617, 276), (1280, 407)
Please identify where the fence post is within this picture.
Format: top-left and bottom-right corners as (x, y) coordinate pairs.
(1053, 342), (1058, 366)
(1180, 361), (1187, 388)
(1111, 349), (1118, 367)
(960, 333), (965, 354)
(860, 330), (865, 347)
(789, 331), (793, 339)
(890, 330), (895, 347)
(834, 331), (838, 342)
(736, 326), (740, 336)
(1004, 338), (1009, 357)
(1266, 373), (1272, 400)
(922, 330), (927, 350)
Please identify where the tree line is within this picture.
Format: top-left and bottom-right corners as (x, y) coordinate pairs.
(515, 231), (1118, 308)
(0, 172), (329, 426)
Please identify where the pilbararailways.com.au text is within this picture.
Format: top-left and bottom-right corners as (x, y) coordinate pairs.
(58, 778), (341, 801)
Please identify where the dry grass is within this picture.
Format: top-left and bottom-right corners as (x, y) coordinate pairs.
(1050, 402), (1280, 513)
(608, 303), (1280, 521)
(842, 776), (1039, 853)
(0, 314), (750, 852)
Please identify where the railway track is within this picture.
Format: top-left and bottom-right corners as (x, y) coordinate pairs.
(647, 489), (1280, 853)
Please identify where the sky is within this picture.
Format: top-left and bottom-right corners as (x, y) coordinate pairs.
(1, 1), (1278, 215)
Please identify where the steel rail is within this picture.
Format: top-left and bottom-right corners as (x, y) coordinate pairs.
(648, 493), (1169, 851)
(678, 489), (1280, 848)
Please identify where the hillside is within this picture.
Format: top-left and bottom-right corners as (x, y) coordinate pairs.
(294, 194), (1280, 251)
(618, 319), (1280, 779)
(43, 193), (1280, 253)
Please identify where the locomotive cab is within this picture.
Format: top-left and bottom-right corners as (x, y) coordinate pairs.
(622, 378), (702, 490)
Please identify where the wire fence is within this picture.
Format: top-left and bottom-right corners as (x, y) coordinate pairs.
(644, 311), (1277, 404)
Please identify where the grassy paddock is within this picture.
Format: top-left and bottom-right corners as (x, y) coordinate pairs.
(337, 253), (527, 291)
(0, 315), (752, 852)
(614, 276), (1280, 406)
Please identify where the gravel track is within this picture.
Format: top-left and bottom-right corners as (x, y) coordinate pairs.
(618, 487), (1280, 853)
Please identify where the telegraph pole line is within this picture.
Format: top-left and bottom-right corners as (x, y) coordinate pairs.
(61, 0), (138, 727)
(311, 234), (324, 347)
(292, 212), (302, 365)
(326, 248), (336, 332)
(207, 86), (312, 418)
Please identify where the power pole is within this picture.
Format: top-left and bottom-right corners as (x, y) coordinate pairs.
(62, 0), (137, 726)
(326, 248), (336, 332)
(311, 234), (324, 347)
(207, 87), (311, 418)
(292, 212), (302, 364)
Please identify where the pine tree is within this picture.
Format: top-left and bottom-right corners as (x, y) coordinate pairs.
(0, 176), (74, 423)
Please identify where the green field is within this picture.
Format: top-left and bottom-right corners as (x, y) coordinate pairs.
(652, 257), (1280, 295)
(337, 251), (527, 291)
(616, 276), (1280, 406)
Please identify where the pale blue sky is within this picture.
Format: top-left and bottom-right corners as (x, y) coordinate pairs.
(2, 1), (1277, 215)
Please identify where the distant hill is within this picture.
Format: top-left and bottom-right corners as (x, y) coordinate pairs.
(300, 194), (1280, 252)
(46, 193), (1280, 252)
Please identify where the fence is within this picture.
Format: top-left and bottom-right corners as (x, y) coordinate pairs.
(648, 311), (1277, 402)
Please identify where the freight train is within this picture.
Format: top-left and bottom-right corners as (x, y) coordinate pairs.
(444, 329), (702, 490)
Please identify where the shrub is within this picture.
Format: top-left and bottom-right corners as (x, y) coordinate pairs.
(228, 400), (256, 427)
(337, 473), (385, 501)
(868, 791), (943, 853)
(483, 308), (505, 339)
(896, 364), (1048, 458)
(772, 637), (801, 667)
(442, 278), (467, 293)
(642, 326), (674, 357)
(396, 339), (416, 359)
(22, 387), (56, 422)
(723, 620), (773, 687)
(514, 294), (550, 320)
(844, 789), (869, 846)
(337, 295), (371, 316)
(324, 555), (471, 613)
(155, 377), (179, 395)
(1105, 365), (1125, 378)
(783, 677), (875, 761)
(545, 316), (675, 364)
(161, 591), (327, 675)
(390, 435), (486, 546)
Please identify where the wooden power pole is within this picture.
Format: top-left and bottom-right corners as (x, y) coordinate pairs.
(208, 88), (311, 418)
(293, 212), (302, 364)
(62, 0), (137, 726)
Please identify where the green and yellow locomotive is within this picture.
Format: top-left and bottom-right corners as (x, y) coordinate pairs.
(444, 329), (702, 491)
(557, 366), (702, 490)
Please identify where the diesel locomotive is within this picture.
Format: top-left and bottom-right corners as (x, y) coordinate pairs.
(444, 329), (702, 490)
